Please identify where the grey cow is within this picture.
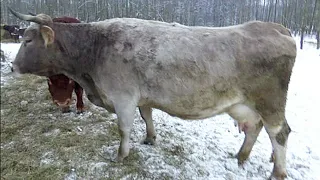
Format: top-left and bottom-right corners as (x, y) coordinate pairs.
(9, 8), (296, 180)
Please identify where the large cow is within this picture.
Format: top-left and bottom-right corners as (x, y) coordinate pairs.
(9, 8), (296, 179)
(47, 17), (85, 113)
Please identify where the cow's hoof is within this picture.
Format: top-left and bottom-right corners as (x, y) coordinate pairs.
(268, 174), (287, 180)
(236, 152), (249, 166)
(111, 155), (126, 163)
(76, 110), (85, 114)
(142, 136), (156, 145)
(269, 167), (287, 180)
(76, 107), (85, 114)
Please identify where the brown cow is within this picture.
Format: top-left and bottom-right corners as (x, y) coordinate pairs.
(47, 17), (84, 113)
(47, 74), (84, 113)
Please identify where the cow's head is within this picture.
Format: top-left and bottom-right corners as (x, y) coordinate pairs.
(47, 74), (75, 113)
(9, 8), (59, 76)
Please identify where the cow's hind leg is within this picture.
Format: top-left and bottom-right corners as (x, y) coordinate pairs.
(262, 113), (291, 180)
(228, 103), (263, 165)
(139, 106), (156, 145)
(254, 78), (291, 179)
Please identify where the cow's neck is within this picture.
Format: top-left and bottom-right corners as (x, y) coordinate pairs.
(51, 23), (107, 108)
(53, 23), (97, 76)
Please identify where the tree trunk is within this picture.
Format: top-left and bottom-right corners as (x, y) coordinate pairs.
(309, 0), (318, 34)
(300, 27), (305, 49)
(262, 0), (266, 20)
(317, 31), (320, 49)
(274, 0), (278, 22)
(267, 0), (273, 21)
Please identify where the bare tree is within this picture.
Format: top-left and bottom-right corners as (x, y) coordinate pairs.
(0, 0), (318, 50)
(309, 0), (318, 33)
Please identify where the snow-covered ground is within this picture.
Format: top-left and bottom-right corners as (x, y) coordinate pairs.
(1, 43), (20, 86)
(1, 36), (319, 180)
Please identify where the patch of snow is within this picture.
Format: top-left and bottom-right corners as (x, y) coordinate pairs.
(40, 151), (55, 166)
(64, 168), (77, 180)
(88, 162), (109, 175)
(1, 43), (21, 86)
(44, 128), (61, 137)
(293, 35), (318, 50)
(1, 141), (15, 149)
(76, 126), (83, 132)
(20, 100), (28, 107)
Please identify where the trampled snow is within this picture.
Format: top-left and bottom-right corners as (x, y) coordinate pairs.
(1, 36), (319, 180)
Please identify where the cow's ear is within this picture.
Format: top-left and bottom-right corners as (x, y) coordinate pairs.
(40, 25), (54, 47)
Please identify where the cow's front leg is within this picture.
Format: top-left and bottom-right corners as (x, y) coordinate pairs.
(228, 104), (263, 165)
(113, 97), (138, 162)
(139, 106), (156, 145)
(74, 82), (84, 113)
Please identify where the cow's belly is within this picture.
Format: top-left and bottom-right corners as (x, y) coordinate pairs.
(151, 88), (245, 120)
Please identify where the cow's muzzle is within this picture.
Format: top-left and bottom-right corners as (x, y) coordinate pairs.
(54, 99), (71, 113)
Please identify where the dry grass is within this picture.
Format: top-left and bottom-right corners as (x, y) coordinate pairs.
(1, 73), (185, 179)
(0, 74), (127, 179)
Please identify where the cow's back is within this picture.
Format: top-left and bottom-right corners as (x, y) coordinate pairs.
(113, 20), (296, 118)
(88, 19), (296, 119)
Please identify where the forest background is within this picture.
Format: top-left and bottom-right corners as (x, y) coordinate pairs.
(1, 0), (319, 48)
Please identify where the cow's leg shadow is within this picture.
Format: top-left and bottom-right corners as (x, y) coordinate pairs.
(139, 106), (156, 145)
(227, 103), (263, 165)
